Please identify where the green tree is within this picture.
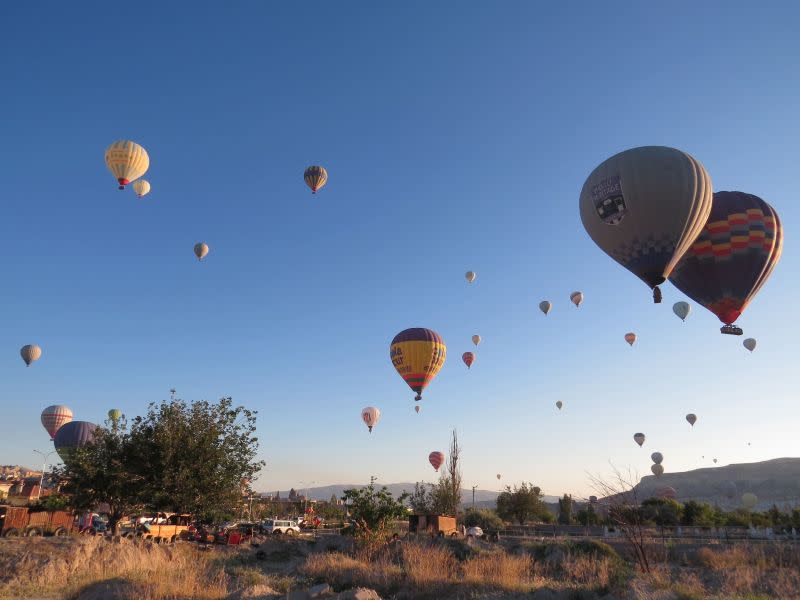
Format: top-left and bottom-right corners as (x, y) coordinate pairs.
(128, 396), (264, 522)
(681, 500), (717, 527)
(342, 479), (408, 540)
(558, 494), (574, 524)
(57, 420), (144, 535)
(409, 482), (434, 514)
(496, 482), (546, 525)
(641, 498), (681, 527)
(576, 504), (600, 526)
(462, 507), (504, 530)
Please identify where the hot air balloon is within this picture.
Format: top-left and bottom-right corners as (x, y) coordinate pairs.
(53, 421), (98, 462)
(472, 335), (481, 347)
(496, 474), (502, 480)
(462, 352), (475, 369)
(651, 452), (663, 465)
(634, 433), (645, 447)
(105, 140), (149, 190)
(743, 338), (757, 352)
(429, 451), (445, 472)
(580, 146), (712, 303)
(624, 333), (637, 346)
(390, 328), (446, 401)
(465, 271), (476, 283)
(570, 291), (584, 307)
(539, 301), (552, 315)
(41, 405), (73, 440)
(555, 400), (563, 410)
(21, 344), (42, 366)
(651, 464), (664, 477)
(669, 192), (783, 335)
(132, 179), (151, 198)
(414, 405), (420, 414)
(741, 492), (758, 510)
(361, 407), (381, 433)
(655, 486), (677, 500)
(686, 413), (697, 426)
(713, 458), (718, 464)
(673, 301), (691, 322)
(108, 408), (122, 423)
(194, 242), (209, 261)
(721, 480), (738, 500)
(304, 166), (327, 193)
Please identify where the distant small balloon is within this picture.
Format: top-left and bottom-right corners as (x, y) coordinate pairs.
(194, 242), (209, 261)
(651, 464), (664, 477)
(414, 405), (421, 414)
(496, 473), (501, 480)
(132, 179), (151, 198)
(472, 335), (481, 347)
(570, 291), (584, 307)
(555, 400), (563, 410)
(21, 344), (42, 367)
(634, 433), (645, 447)
(743, 338), (757, 352)
(673, 301), (691, 321)
(108, 408), (122, 422)
(741, 492), (758, 510)
(465, 271), (477, 283)
(361, 407), (381, 433)
(304, 165), (328, 193)
(539, 301), (552, 315)
(713, 458), (718, 464)
(651, 452), (664, 465)
(686, 413), (697, 426)
(462, 352), (475, 369)
(624, 333), (637, 346)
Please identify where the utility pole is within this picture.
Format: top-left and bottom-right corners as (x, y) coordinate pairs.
(33, 450), (56, 501)
(472, 485), (477, 508)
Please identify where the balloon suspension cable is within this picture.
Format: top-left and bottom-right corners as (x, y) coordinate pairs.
(653, 286), (662, 304)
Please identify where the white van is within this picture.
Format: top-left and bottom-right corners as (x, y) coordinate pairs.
(261, 519), (300, 536)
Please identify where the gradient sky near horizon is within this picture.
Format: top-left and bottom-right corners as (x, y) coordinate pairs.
(1, 2), (799, 498)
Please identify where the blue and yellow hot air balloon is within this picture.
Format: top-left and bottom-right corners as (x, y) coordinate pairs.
(390, 328), (446, 401)
(580, 146), (713, 302)
(304, 166), (328, 194)
(669, 191), (783, 335)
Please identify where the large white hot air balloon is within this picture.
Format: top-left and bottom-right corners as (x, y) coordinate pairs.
(361, 407), (381, 433)
(132, 179), (151, 197)
(105, 140), (149, 190)
(21, 344), (42, 366)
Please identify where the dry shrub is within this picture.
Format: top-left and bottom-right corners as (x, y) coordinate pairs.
(400, 541), (456, 586)
(560, 555), (615, 589)
(694, 545), (752, 570)
(301, 551), (402, 592)
(461, 552), (533, 592)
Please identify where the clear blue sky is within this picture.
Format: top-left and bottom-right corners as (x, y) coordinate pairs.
(1, 2), (798, 498)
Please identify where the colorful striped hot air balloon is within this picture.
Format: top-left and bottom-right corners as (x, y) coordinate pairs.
(429, 451), (445, 472)
(669, 192), (782, 335)
(41, 405), (73, 440)
(580, 146), (713, 302)
(462, 352), (475, 369)
(390, 328), (446, 401)
(53, 421), (98, 462)
(304, 166), (327, 193)
(105, 140), (149, 190)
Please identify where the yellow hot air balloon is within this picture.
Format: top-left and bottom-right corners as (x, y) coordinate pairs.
(21, 344), (42, 366)
(580, 146), (712, 302)
(471, 335), (481, 347)
(390, 328), (446, 401)
(304, 166), (328, 193)
(105, 140), (149, 190)
(741, 492), (758, 510)
(132, 179), (151, 197)
(194, 242), (209, 261)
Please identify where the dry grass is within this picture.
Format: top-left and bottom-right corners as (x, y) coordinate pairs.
(401, 542), (457, 586)
(301, 550), (403, 592)
(461, 552), (533, 592)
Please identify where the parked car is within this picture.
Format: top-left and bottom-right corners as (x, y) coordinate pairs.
(261, 519), (300, 536)
(466, 526), (484, 538)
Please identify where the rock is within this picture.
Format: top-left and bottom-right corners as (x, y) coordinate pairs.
(337, 588), (382, 600)
(227, 584), (281, 600)
(310, 583), (333, 597)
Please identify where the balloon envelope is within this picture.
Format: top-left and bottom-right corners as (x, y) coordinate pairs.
(496, 474), (501, 480)
(570, 291), (584, 307)
(361, 407), (381, 432)
(105, 140), (149, 189)
(53, 421), (98, 462)
(539, 301), (552, 315)
(429, 451), (445, 472)
(132, 179), (151, 197)
(465, 271), (476, 283)
(41, 405), (73, 440)
(194, 242), (209, 260)
(651, 464), (664, 477)
(741, 492), (758, 509)
(580, 146), (712, 292)
(462, 352), (475, 369)
(651, 452), (664, 465)
(669, 192), (783, 326)
(471, 335), (481, 346)
(21, 344), (42, 366)
(555, 401), (563, 410)
(624, 333), (637, 346)
(673, 301), (691, 321)
(304, 166), (328, 193)
(686, 413), (697, 426)
(414, 405), (420, 414)
(108, 408), (122, 422)
(655, 486), (677, 500)
(743, 338), (757, 352)
(634, 433), (645, 447)
(390, 328), (446, 401)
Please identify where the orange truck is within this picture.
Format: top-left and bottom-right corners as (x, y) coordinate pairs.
(0, 505), (75, 537)
(408, 514), (458, 537)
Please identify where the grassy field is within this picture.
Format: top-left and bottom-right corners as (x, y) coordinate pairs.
(0, 534), (799, 599)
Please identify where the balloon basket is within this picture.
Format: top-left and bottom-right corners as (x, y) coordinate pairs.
(720, 325), (743, 336)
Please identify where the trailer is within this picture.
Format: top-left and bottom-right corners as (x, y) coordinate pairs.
(0, 505), (75, 537)
(408, 514), (459, 537)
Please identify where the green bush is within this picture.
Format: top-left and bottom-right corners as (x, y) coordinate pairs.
(461, 508), (504, 531)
